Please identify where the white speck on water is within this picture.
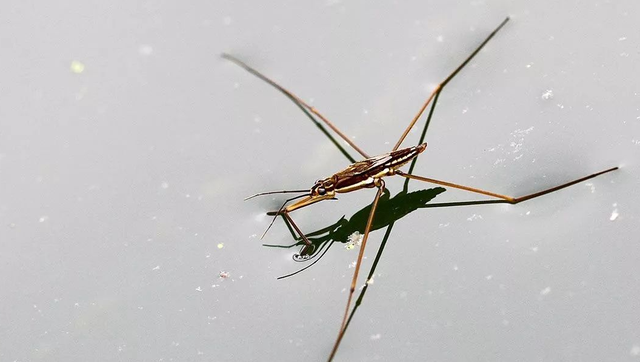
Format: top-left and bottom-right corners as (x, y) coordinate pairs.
(219, 271), (230, 279)
(526, 63), (533, 68)
(630, 345), (640, 356)
(462, 107), (468, 114)
(438, 222), (450, 228)
(195, 286), (202, 292)
(436, 35), (444, 42)
(540, 287), (551, 295)
(217, 243), (224, 249)
(632, 139), (640, 145)
(486, 275), (493, 280)
(366, 277), (374, 285)
(467, 214), (483, 221)
(619, 36), (627, 41)
(161, 182), (169, 189)
(585, 182), (596, 193)
(530, 246), (539, 252)
(541, 89), (554, 100)
(453, 265), (459, 271)
(556, 103), (565, 109)
(152, 265), (160, 271)
(510, 127), (534, 154)
(345, 231), (363, 250)
(370, 333), (382, 340)
(349, 261), (357, 268)
(138, 45), (153, 56)
(610, 203), (619, 221)
(525, 211), (531, 215)
(620, 52), (630, 57)
(363, 108), (369, 115)
(39, 216), (48, 223)
(70, 60), (85, 73)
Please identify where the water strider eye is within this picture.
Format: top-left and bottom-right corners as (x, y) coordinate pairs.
(317, 187), (327, 195)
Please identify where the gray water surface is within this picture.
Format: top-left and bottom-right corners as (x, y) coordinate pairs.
(1, 1), (639, 361)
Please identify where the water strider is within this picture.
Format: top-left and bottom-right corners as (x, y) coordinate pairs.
(224, 17), (618, 362)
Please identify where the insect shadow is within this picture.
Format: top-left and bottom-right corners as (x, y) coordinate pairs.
(264, 187), (446, 277)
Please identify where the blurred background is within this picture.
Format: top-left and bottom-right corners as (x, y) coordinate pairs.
(1, 1), (639, 361)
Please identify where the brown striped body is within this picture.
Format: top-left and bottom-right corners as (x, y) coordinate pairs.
(285, 143), (427, 212)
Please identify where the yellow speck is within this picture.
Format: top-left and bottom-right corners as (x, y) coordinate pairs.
(70, 60), (85, 74)
(217, 243), (224, 249)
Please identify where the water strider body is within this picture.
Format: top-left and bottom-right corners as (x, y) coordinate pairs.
(286, 143), (427, 213)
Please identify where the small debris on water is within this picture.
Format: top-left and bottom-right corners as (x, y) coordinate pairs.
(345, 231), (363, 250)
(541, 89), (554, 100)
(161, 182), (169, 189)
(467, 214), (483, 221)
(39, 216), (49, 223)
(219, 271), (230, 279)
(370, 333), (382, 340)
(585, 182), (596, 193)
(217, 243), (224, 249)
(195, 286), (202, 292)
(540, 287), (551, 296)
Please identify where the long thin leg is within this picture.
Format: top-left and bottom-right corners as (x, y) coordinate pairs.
(396, 166), (618, 203)
(281, 211), (314, 247)
(393, 17), (510, 151)
(328, 180), (386, 362)
(222, 53), (369, 159)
